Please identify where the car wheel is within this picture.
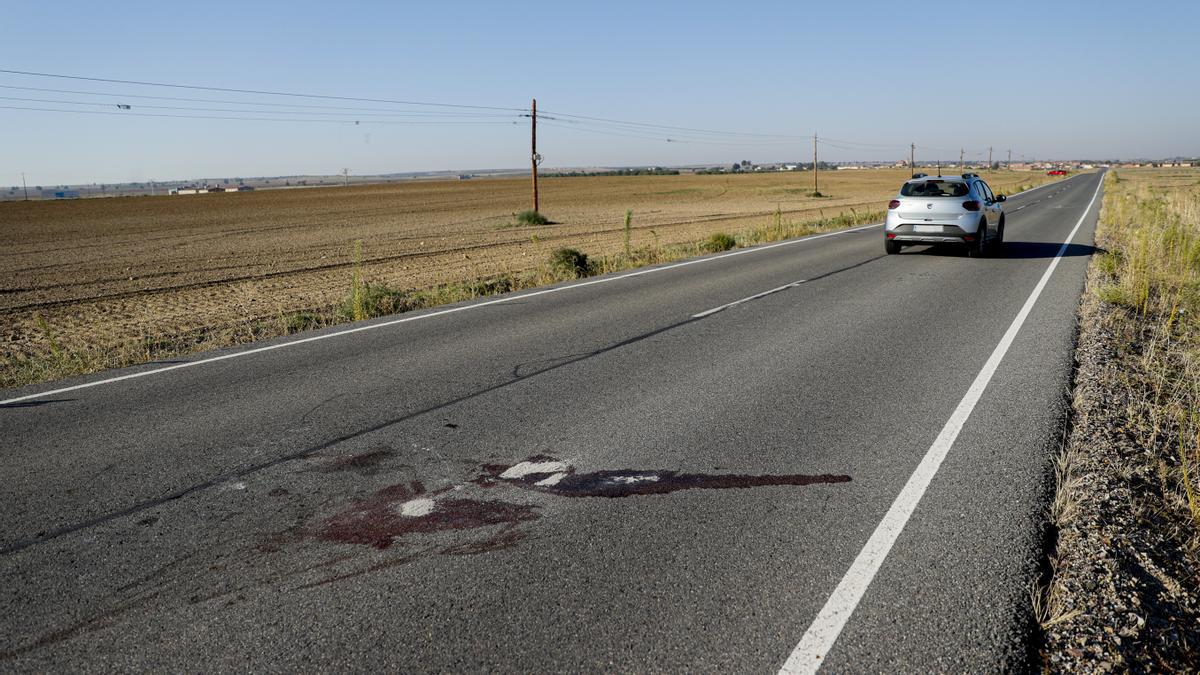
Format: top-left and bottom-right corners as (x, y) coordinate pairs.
(967, 219), (988, 258)
(993, 217), (1005, 253)
(885, 238), (902, 255)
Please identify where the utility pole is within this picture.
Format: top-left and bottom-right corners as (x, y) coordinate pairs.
(21, 172), (28, 201)
(959, 148), (965, 172)
(531, 98), (539, 213)
(812, 133), (818, 195)
(910, 143), (916, 176)
(1007, 148), (1012, 169)
(342, 168), (350, 187)
(988, 146), (993, 171)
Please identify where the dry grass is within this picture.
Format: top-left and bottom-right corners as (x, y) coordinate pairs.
(0, 169), (1059, 389)
(1094, 168), (1200, 535)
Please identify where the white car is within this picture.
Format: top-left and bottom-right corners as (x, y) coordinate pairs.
(884, 173), (1006, 256)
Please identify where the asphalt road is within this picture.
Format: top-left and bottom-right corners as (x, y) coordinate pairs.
(0, 171), (1103, 671)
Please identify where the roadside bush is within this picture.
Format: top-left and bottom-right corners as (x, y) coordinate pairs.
(549, 247), (590, 279)
(702, 232), (737, 253)
(515, 210), (549, 226)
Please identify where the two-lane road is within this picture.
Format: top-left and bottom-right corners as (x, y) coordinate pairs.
(1, 171), (1102, 671)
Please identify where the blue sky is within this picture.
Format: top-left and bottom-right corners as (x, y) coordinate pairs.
(2, 0), (1197, 184)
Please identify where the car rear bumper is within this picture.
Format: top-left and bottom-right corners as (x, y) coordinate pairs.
(885, 223), (971, 244)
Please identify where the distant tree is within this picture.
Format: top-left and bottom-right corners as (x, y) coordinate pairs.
(740, 160), (752, 168)
(730, 163), (741, 172)
(990, 162), (1000, 170)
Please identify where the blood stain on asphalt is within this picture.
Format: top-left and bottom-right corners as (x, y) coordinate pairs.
(315, 480), (539, 550)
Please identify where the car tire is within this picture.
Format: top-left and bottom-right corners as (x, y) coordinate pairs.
(993, 217), (1005, 253)
(885, 239), (902, 255)
(967, 219), (988, 258)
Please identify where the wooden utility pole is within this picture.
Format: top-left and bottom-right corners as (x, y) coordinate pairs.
(959, 148), (965, 172)
(1007, 148), (1012, 169)
(987, 147), (993, 171)
(812, 133), (818, 194)
(910, 143), (916, 176)
(21, 172), (28, 201)
(530, 98), (539, 213)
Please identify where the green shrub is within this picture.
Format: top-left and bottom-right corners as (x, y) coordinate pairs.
(549, 247), (590, 278)
(702, 232), (737, 253)
(516, 210), (549, 226)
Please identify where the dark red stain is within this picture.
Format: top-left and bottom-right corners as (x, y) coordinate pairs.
(542, 470), (850, 497)
(314, 480), (539, 550)
(309, 457), (849, 563)
(476, 461), (851, 498)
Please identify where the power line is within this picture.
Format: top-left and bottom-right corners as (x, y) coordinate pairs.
(0, 69), (1012, 160)
(0, 84), (522, 115)
(0, 95), (520, 119)
(0, 68), (528, 112)
(539, 108), (810, 140)
(0, 105), (524, 126)
(539, 119), (802, 146)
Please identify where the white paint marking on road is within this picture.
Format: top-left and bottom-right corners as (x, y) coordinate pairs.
(500, 461), (570, 479)
(1, 224), (881, 406)
(399, 498), (436, 517)
(534, 473), (567, 487)
(610, 474), (660, 485)
(692, 279), (807, 319)
(778, 173), (1104, 675)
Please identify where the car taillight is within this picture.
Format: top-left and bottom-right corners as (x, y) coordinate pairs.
(888, 199), (901, 209)
(962, 200), (981, 211)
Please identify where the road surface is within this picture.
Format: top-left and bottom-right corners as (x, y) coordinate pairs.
(0, 171), (1103, 671)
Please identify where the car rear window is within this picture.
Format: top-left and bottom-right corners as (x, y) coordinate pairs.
(900, 180), (969, 197)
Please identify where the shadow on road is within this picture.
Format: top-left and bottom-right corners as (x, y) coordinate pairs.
(908, 241), (1097, 260)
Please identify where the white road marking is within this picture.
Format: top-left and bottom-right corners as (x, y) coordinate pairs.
(1, 224), (882, 406)
(500, 460), (570, 479)
(534, 473), (567, 487)
(609, 474), (660, 484)
(778, 173), (1104, 674)
(693, 279), (807, 318)
(398, 498), (436, 517)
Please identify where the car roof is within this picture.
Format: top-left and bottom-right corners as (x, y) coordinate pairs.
(906, 174), (969, 183)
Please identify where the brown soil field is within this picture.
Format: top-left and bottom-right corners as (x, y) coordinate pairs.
(0, 169), (1058, 385)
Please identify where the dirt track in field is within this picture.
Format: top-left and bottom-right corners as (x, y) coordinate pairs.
(0, 169), (1053, 365)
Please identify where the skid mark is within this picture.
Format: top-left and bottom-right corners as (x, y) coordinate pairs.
(313, 447), (396, 475)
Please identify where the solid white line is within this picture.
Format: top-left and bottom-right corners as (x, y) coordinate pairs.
(692, 279), (807, 318)
(778, 173), (1104, 674)
(2, 223), (882, 405)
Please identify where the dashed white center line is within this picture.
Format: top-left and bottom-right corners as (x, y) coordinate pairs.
(692, 279), (807, 318)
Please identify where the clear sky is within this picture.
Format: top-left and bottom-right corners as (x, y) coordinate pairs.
(2, 0), (1197, 185)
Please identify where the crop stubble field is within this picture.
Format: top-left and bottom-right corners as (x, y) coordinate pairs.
(0, 169), (1055, 387)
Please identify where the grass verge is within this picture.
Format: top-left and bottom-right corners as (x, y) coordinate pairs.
(1039, 168), (1199, 670)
